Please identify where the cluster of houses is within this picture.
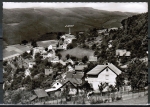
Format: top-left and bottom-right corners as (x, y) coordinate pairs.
(3, 32), (134, 103)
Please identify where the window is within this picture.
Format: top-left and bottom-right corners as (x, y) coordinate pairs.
(105, 74), (109, 80)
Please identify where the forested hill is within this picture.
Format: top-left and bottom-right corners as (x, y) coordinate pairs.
(3, 7), (136, 45)
(103, 12), (148, 60)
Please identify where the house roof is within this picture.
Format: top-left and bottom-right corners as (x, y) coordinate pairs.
(67, 58), (74, 64)
(45, 69), (53, 75)
(24, 59), (34, 64)
(75, 65), (87, 71)
(65, 72), (84, 85)
(89, 56), (97, 62)
(59, 60), (67, 66)
(29, 95), (37, 101)
(34, 89), (48, 98)
(87, 63), (122, 75)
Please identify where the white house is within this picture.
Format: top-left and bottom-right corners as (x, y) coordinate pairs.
(86, 63), (122, 91)
(88, 56), (97, 62)
(29, 62), (36, 68)
(48, 45), (53, 50)
(25, 69), (31, 77)
(32, 47), (44, 59)
(45, 80), (64, 92)
(116, 49), (131, 57)
(67, 65), (74, 72)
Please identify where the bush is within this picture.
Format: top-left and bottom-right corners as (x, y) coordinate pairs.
(90, 98), (103, 104)
(111, 96), (115, 102)
(116, 96), (122, 100)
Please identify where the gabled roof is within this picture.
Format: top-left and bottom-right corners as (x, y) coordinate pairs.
(34, 89), (48, 98)
(75, 65), (87, 71)
(67, 58), (74, 65)
(29, 95), (37, 101)
(65, 72), (84, 85)
(89, 56), (97, 62)
(87, 63), (122, 75)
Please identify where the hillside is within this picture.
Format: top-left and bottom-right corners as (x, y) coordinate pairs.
(3, 7), (136, 45)
(109, 12), (148, 58)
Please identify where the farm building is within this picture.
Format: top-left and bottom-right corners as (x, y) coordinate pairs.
(116, 49), (131, 57)
(86, 63), (122, 91)
(88, 56), (97, 62)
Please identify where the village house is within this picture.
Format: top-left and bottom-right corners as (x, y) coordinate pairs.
(45, 69), (53, 76)
(116, 49), (131, 57)
(67, 65), (74, 72)
(85, 63), (122, 91)
(88, 56), (97, 62)
(58, 44), (67, 50)
(34, 89), (48, 102)
(29, 62), (36, 68)
(59, 60), (67, 66)
(32, 47), (45, 59)
(97, 29), (107, 34)
(45, 79), (64, 93)
(66, 58), (74, 65)
(108, 27), (118, 32)
(48, 45), (53, 50)
(24, 69), (31, 77)
(75, 65), (88, 72)
(65, 71), (84, 86)
(24, 58), (35, 68)
(50, 56), (60, 63)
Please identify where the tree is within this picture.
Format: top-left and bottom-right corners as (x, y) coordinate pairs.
(57, 32), (62, 40)
(115, 73), (125, 91)
(66, 54), (70, 60)
(11, 91), (21, 104)
(98, 82), (108, 96)
(82, 56), (88, 63)
(45, 47), (48, 51)
(127, 59), (147, 91)
(3, 60), (7, 66)
(21, 40), (28, 45)
(57, 53), (62, 59)
(31, 40), (37, 47)
(67, 43), (74, 49)
(91, 44), (97, 50)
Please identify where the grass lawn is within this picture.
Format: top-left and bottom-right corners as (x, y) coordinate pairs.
(60, 47), (94, 60)
(101, 95), (148, 105)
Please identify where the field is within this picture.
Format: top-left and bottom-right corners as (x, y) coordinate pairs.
(60, 47), (94, 60)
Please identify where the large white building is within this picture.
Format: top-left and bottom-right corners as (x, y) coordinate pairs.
(85, 63), (122, 91)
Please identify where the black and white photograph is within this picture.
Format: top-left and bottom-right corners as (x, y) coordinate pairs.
(2, 2), (148, 105)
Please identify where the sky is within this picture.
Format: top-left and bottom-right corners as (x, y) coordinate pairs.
(3, 2), (148, 13)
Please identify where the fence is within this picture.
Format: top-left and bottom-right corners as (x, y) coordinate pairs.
(32, 89), (148, 104)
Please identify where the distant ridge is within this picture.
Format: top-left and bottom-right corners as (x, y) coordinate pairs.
(3, 7), (137, 45)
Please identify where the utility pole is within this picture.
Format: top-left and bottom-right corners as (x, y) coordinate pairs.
(65, 25), (74, 34)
